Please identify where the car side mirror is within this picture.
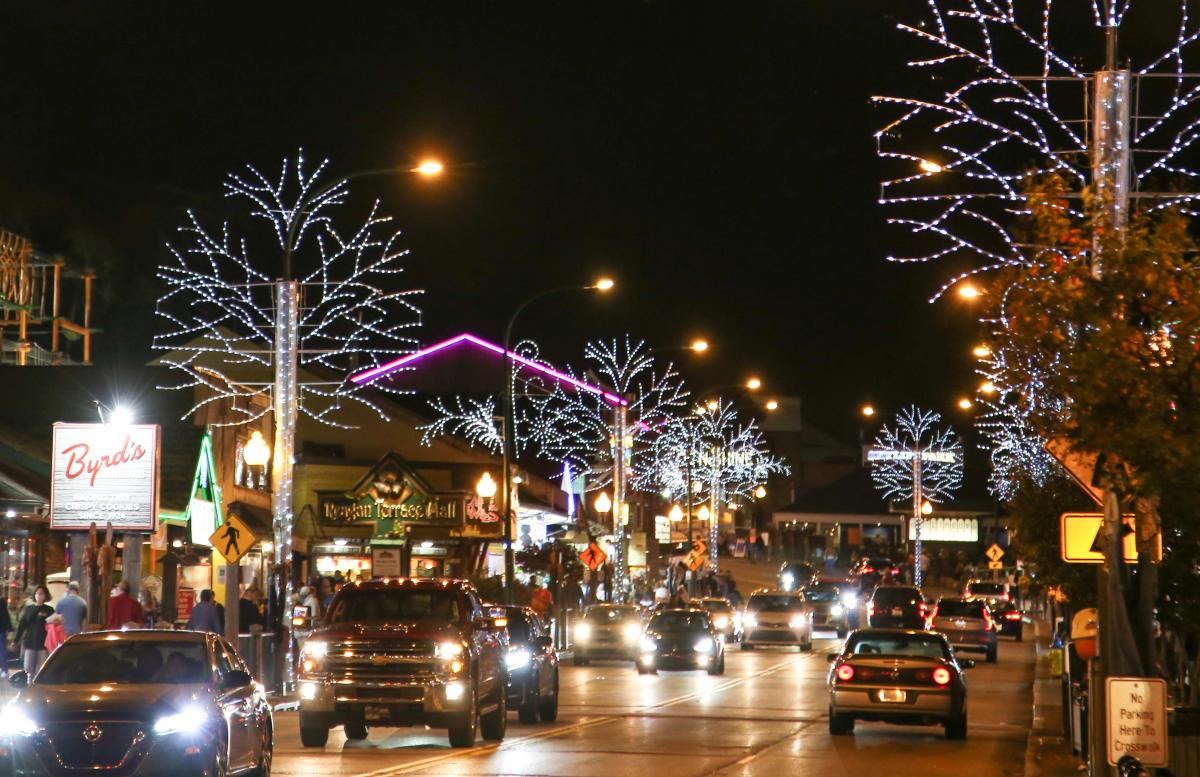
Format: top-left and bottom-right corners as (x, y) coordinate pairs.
(222, 670), (253, 689)
(9, 671), (28, 688)
(826, 653), (838, 663)
(961, 659), (976, 669)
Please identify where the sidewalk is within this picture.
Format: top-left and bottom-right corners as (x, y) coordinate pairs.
(1024, 618), (1085, 777)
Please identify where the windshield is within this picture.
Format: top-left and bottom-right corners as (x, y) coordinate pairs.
(585, 606), (638, 623)
(804, 587), (840, 603)
(846, 633), (950, 660)
(699, 600), (732, 614)
(327, 589), (461, 624)
(505, 612), (532, 643)
(968, 583), (1006, 596)
(37, 640), (210, 685)
(936, 600), (987, 618)
(872, 588), (922, 606)
(747, 594), (803, 613)
(649, 611), (709, 632)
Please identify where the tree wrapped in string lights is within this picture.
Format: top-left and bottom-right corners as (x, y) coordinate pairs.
(639, 399), (789, 572)
(868, 407), (963, 586)
(875, 1), (1200, 300)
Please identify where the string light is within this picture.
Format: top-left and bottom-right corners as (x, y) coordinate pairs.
(868, 406), (963, 507)
(154, 150), (423, 429)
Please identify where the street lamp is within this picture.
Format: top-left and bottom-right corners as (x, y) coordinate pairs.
(754, 485), (767, 499)
(745, 377), (762, 391)
(697, 504), (711, 523)
(594, 491), (613, 515)
(476, 472), (497, 499)
(668, 504), (683, 522)
(243, 430), (271, 468)
(957, 397), (973, 410)
(862, 404), (876, 418)
(979, 381), (997, 394)
(957, 282), (984, 300)
(921, 500), (934, 515)
(765, 399), (780, 412)
(690, 338), (710, 353)
(972, 344), (991, 358)
(501, 278), (615, 604)
(413, 159), (445, 177)
(919, 158), (945, 174)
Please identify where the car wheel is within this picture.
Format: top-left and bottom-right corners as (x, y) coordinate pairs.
(828, 709), (854, 736)
(519, 684), (540, 724)
(987, 644), (998, 663)
(480, 683), (507, 741)
(707, 655), (725, 675)
(945, 710), (968, 739)
(252, 724), (273, 777)
(343, 721), (368, 741)
(299, 714), (329, 748)
(448, 685), (478, 748)
(538, 673), (559, 722)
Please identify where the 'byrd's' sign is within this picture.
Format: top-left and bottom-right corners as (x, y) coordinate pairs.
(50, 423), (161, 532)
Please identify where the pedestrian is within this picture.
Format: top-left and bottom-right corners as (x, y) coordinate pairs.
(107, 579), (144, 630)
(239, 587), (265, 630)
(300, 585), (322, 621)
(319, 577), (335, 611)
(0, 597), (11, 676)
(186, 589), (223, 633)
(531, 580), (553, 620)
(55, 581), (87, 636)
(13, 585), (54, 675)
(138, 588), (159, 629)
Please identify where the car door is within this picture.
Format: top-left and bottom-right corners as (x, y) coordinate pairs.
(214, 639), (256, 770)
(531, 616), (553, 697)
(469, 593), (502, 699)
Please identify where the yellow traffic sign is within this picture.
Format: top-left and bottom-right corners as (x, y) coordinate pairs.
(210, 514), (256, 564)
(1060, 513), (1160, 564)
(686, 550), (706, 571)
(985, 543), (1005, 562)
(692, 539), (708, 557)
(580, 542), (607, 572)
(987, 560), (1004, 570)
(1044, 438), (1104, 506)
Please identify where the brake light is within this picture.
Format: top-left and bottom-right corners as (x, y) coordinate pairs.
(1005, 611), (1022, 621)
(983, 609), (995, 632)
(932, 667), (952, 686)
(862, 566), (874, 574)
(867, 601), (875, 619)
(835, 664), (855, 682)
(918, 601), (928, 618)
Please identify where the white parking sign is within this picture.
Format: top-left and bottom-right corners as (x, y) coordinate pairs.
(1106, 677), (1168, 767)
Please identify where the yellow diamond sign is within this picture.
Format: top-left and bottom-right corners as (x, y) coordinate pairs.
(209, 514), (257, 565)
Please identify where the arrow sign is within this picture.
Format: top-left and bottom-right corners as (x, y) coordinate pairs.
(1060, 512), (1160, 564)
(985, 543), (1004, 562)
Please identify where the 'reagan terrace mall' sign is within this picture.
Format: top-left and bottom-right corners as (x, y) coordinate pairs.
(319, 494), (462, 523)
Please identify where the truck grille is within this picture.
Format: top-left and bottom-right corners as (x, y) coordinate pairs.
(325, 639), (438, 682)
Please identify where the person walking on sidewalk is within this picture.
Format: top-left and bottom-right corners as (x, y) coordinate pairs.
(12, 585), (54, 676)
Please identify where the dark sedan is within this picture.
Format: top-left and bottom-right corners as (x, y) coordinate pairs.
(636, 608), (725, 675)
(990, 600), (1024, 641)
(867, 585), (928, 630)
(499, 606), (560, 724)
(0, 630), (273, 777)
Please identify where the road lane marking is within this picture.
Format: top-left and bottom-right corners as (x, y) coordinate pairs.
(346, 649), (831, 777)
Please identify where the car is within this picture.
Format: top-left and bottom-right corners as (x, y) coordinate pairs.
(802, 582), (851, 637)
(826, 628), (973, 739)
(636, 608), (725, 675)
(928, 597), (998, 663)
(867, 585), (928, 629)
(990, 600), (1024, 641)
(963, 579), (1013, 605)
(296, 578), (508, 749)
(696, 597), (742, 642)
(573, 604), (644, 665)
(740, 589), (813, 651)
(777, 561), (816, 592)
(0, 630), (274, 777)
(496, 605), (560, 724)
(815, 576), (862, 628)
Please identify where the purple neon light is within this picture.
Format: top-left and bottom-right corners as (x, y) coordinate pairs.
(349, 332), (627, 406)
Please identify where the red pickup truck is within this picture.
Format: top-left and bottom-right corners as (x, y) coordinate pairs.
(296, 578), (508, 747)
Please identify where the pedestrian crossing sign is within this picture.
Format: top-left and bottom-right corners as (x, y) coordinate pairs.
(210, 514), (256, 564)
(580, 542), (607, 571)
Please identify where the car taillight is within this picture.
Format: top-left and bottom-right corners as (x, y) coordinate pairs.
(918, 602), (928, 617)
(836, 664), (855, 682)
(932, 667), (952, 686)
(862, 566), (874, 574)
(1005, 611), (1022, 621)
(867, 601), (875, 618)
(983, 609), (995, 631)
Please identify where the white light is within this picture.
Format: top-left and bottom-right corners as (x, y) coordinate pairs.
(713, 616), (729, 630)
(789, 616), (806, 629)
(830, 604), (845, 617)
(743, 613), (758, 628)
(154, 705), (207, 734)
(420, 541), (434, 549)
(575, 624), (592, 641)
(445, 682), (465, 701)
(781, 573), (795, 590)
(4, 509), (15, 519)
(299, 682), (318, 700)
(693, 637), (714, 654)
(505, 649), (531, 670)
(302, 641), (328, 659)
(841, 592), (858, 609)
(919, 159), (944, 173)
(622, 623), (641, 642)
(435, 641), (464, 659)
(640, 636), (657, 653)
(333, 538), (348, 547)
(109, 406), (134, 426)
(1, 703), (38, 736)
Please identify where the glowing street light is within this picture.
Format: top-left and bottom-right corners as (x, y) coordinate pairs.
(594, 491), (613, 514)
(957, 282), (984, 300)
(861, 404), (876, 418)
(243, 430), (271, 468)
(979, 381), (998, 394)
(972, 344), (991, 359)
(697, 504), (711, 523)
(754, 485), (767, 499)
(957, 397), (973, 410)
(705, 398), (720, 412)
(690, 338), (709, 353)
(921, 500), (934, 515)
(108, 405), (134, 426)
(919, 159), (945, 174)
(413, 159), (444, 177)
(745, 377), (762, 391)
(593, 277), (616, 291)
(765, 399), (780, 411)
(476, 472), (497, 499)
(668, 504), (684, 522)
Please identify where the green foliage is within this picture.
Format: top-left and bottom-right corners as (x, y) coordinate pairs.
(1006, 474), (1097, 604)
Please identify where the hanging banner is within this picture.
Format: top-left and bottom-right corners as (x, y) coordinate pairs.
(50, 423), (161, 532)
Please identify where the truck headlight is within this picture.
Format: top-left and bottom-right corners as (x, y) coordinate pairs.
(713, 616), (729, 630)
(743, 613), (758, 628)
(841, 592), (858, 608)
(623, 623), (641, 642)
(789, 616), (807, 629)
(640, 636), (657, 654)
(435, 641), (465, 659)
(693, 637), (714, 654)
(445, 682), (465, 701)
(781, 573), (795, 590)
(830, 604), (845, 617)
(301, 640), (327, 659)
(154, 705), (208, 735)
(1, 704), (38, 737)
(506, 649), (531, 670)
(576, 624), (592, 641)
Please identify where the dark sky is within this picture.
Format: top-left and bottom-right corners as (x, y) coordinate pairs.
(1, 1), (986, 443)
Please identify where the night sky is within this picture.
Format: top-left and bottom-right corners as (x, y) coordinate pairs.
(2, 2), (990, 443)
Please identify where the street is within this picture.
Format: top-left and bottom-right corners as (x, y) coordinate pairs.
(268, 630), (1035, 777)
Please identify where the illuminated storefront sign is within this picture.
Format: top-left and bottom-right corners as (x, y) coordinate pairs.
(51, 423), (161, 532)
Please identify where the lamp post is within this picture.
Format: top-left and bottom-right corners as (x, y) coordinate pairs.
(500, 279), (614, 604)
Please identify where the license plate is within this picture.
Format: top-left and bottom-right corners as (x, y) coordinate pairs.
(890, 607), (903, 616)
(878, 689), (906, 703)
(364, 705), (389, 721)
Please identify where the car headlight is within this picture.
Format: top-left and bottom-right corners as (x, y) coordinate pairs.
(640, 636), (657, 653)
(623, 623), (642, 642)
(154, 705), (208, 735)
(830, 604), (845, 617)
(781, 573), (795, 589)
(301, 640), (327, 659)
(506, 649), (531, 670)
(841, 592), (858, 608)
(713, 615), (729, 630)
(1, 703), (38, 737)
(694, 637), (714, 654)
(743, 613), (758, 628)
(576, 623), (592, 641)
(789, 616), (807, 629)
(435, 641), (465, 659)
